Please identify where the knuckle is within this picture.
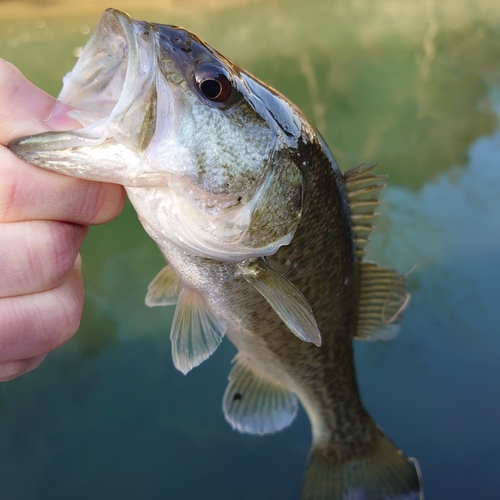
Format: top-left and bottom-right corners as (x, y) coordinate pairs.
(0, 270), (83, 362)
(20, 269), (83, 355)
(0, 59), (22, 86)
(82, 182), (125, 225)
(0, 60), (23, 103)
(0, 356), (45, 382)
(48, 269), (84, 348)
(0, 359), (31, 382)
(0, 162), (18, 221)
(0, 360), (25, 381)
(0, 220), (85, 297)
(36, 222), (86, 288)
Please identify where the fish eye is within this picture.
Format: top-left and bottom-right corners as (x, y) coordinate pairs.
(195, 69), (232, 103)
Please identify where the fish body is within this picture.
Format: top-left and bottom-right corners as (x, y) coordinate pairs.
(9, 9), (422, 499)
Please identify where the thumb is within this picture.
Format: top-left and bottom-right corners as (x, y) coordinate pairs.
(0, 59), (81, 144)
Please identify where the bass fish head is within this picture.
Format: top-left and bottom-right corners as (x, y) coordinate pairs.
(9, 8), (306, 261)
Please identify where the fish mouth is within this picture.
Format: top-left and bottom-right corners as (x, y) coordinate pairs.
(57, 8), (158, 152)
(9, 9), (160, 162)
(7, 9), (171, 186)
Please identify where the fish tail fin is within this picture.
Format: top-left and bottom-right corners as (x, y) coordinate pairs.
(301, 428), (423, 500)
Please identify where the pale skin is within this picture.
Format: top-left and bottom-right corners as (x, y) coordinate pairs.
(0, 59), (125, 381)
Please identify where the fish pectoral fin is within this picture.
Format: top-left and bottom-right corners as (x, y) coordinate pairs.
(222, 353), (298, 435)
(238, 259), (322, 346)
(170, 287), (226, 375)
(145, 265), (182, 307)
(354, 261), (411, 341)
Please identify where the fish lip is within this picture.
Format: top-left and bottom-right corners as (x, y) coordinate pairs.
(53, 9), (160, 151)
(102, 8), (146, 112)
(58, 8), (141, 113)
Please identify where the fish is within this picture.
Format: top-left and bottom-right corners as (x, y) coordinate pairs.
(8, 9), (422, 500)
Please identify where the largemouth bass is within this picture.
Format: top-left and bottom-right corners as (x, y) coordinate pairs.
(9, 9), (422, 500)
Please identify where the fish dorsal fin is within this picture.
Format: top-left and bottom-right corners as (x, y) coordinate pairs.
(222, 353), (299, 435)
(355, 261), (411, 341)
(343, 164), (386, 258)
(145, 265), (182, 307)
(238, 259), (322, 346)
(170, 287), (226, 375)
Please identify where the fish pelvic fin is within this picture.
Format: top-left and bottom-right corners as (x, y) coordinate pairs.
(301, 428), (423, 500)
(222, 353), (298, 435)
(354, 261), (410, 341)
(145, 265), (182, 307)
(170, 287), (226, 375)
(343, 163), (385, 259)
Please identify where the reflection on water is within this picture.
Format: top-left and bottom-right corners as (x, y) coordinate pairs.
(0, 1), (499, 499)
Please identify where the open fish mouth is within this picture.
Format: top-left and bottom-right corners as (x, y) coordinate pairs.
(10, 9), (160, 161)
(7, 9), (175, 186)
(58, 9), (159, 152)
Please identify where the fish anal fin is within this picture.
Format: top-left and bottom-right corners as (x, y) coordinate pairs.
(170, 287), (226, 375)
(301, 428), (422, 500)
(238, 258), (322, 346)
(145, 265), (182, 307)
(355, 261), (410, 341)
(344, 164), (385, 255)
(223, 354), (298, 435)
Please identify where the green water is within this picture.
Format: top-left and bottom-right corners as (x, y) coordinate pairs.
(1, 1), (500, 498)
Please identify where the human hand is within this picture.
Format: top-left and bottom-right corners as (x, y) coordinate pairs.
(0, 59), (125, 381)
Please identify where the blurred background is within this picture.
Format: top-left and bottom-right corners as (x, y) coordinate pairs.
(1, 0), (500, 498)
